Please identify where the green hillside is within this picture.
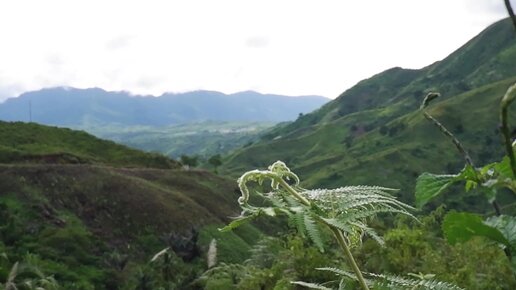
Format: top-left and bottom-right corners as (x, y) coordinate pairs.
(0, 121), (179, 168)
(0, 121), (266, 288)
(222, 18), (516, 207)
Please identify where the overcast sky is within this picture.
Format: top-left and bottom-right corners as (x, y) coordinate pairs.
(0, 0), (512, 101)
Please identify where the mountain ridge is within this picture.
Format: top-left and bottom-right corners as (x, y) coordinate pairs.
(0, 87), (329, 126)
(221, 17), (516, 205)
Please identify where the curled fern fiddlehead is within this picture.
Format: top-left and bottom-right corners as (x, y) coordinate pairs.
(225, 161), (418, 290)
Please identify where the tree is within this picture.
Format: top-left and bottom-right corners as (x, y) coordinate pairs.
(208, 154), (222, 172)
(180, 155), (198, 168)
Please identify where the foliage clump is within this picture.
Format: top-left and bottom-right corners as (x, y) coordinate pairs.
(221, 161), (462, 289)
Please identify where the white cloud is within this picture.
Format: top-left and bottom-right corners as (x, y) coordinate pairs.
(0, 0), (512, 101)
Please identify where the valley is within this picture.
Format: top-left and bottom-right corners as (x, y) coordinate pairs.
(1, 15), (516, 290)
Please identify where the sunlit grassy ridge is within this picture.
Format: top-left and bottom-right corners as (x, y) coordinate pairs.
(0, 121), (179, 168)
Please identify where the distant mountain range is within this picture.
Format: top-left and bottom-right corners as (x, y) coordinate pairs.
(0, 88), (329, 126)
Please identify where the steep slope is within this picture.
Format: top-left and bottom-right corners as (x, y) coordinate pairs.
(0, 122), (261, 288)
(0, 88), (328, 126)
(222, 18), (516, 205)
(263, 18), (516, 138)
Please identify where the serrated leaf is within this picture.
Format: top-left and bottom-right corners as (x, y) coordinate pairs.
(415, 173), (457, 208)
(495, 156), (514, 179)
(316, 267), (355, 279)
(292, 211), (307, 237)
(442, 212), (510, 247)
(219, 213), (258, 232)
(321, 218), (352, 233)
(484, 215), (516, 250)
(304, 213), (325, 252)
(291, 281), (332, 290)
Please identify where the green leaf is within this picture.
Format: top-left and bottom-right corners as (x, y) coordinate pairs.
(304, 213), (325, 252)
(291, 281), (332, 290)
(484, 215), (516, 250)
(292, 211), (307, 237)
(495, 156), (514, 179)
(415, 173), (457, 208)
(321, 218), (352, 233)
(219, 213), (258, 232)
(458, 164), (478, 181)
(442, 212), (510, 247)
(464, 180), (477, 192)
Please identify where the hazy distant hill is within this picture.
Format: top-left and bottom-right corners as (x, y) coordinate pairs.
(0, 88), (328, 126)
(221, 18), (516, 205)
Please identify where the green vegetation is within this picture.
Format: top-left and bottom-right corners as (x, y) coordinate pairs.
(221, 18), (516, 205)
(0, 120), (270, 289)
(0, 121), (179, 169)
(1, 12), (516, 290)
(79, 121), (276, 158)
(413, 84), (516, 275)
(222, 161), (439, 290)
(205, 16), (516, 290)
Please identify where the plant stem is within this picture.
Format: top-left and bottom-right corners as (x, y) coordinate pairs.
(500, 104), (516, 178)
(276, 177), (370, 290)
(505, 0), (516, 30)
(423, 110), (508, 216)
(276, 178), (311, 206)
(332, 228), (370, 290)
(423, 111), (474, 168)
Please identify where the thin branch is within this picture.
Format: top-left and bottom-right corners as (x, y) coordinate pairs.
(423, 111), (475, 168)
(505, 0), (516, 30)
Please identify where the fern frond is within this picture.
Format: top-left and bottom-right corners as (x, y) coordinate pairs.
(308, 268), (464, 290)
(316, 267), (355, 279)
(347, 222), (385, 246)
(284, 194), (305, 207)
(291, 281), (333, 290)
(290, 211), (307, 237)
(219, 211), (259, 232)
(304, 213), (325, 251)
(337, 204), (417, 223)
(366, 273), (464, 290)
(303, 186), (414, 218)
(321, 218), (353, 233)
(267, 192), (289, 208)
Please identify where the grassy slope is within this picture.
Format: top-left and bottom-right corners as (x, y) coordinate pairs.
(0, 121), (262, 288)
(222, 18), (516, 208)
(0, 121), (180, 168)
(224, 77), (515, 205)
